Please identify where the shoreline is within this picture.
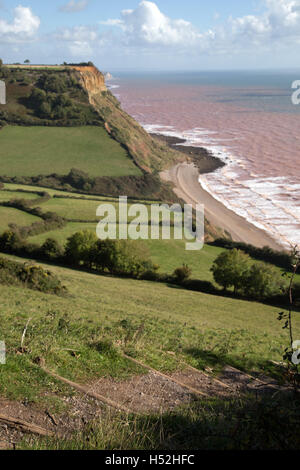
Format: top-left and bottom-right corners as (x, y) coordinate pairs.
(151, 133), (225, 174)
(160, 161), (284, 252)
(152, 132), (285, 251)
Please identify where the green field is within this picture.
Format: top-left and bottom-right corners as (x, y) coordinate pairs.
(37, 196), (133, 222)
(1, 253), (297, 406)
(0, 185), (299, 450)
(3, 183), (119, 199)
(0, 183), (294, 283)
(0, 207), (40, 232)
(29, 222), (98, 245)
(0, 190), (37, 202)
(0, 126), (142, 178)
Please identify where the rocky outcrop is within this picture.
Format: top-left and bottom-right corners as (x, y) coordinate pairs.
(72, 66), (106, 95)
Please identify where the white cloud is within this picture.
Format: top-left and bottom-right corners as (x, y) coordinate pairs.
(55, 25), (98, 57)
(101, 0), (300, 53)
(0, 5), (40, 43)
(100, 19), (123, 27)
(60, 0), (89, 13)
(56, 25), (97, 42)
(102, 1), (202, 47)
(3, 1), (297, 66)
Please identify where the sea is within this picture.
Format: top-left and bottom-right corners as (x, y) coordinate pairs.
(107, 70), (300, 249)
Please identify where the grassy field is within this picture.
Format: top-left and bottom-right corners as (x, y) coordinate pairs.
(147, 239), (223, 281)
(29, 222), (99, 245)
(0, 253), (297, 407)
(3, 183), (121, 199)
(0, 207), (40, 232)
(36, 196), (139, 222)
(0, 126), (142, 178)
(0, 183), (295, 283)
(0, 185), (298, 450)
(0, 190), (37, 202)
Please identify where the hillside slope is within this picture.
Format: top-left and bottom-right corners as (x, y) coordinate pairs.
(0, 64), (182, 173)
(79, 66), (183, 172)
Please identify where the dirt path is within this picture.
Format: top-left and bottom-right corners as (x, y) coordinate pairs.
(0, 366), (285, 449)
(0, 363), (291, 449)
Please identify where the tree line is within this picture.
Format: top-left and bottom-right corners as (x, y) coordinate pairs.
(0, 227), (298, 307)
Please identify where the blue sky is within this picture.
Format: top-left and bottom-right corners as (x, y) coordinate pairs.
(0, 1), (298, 70)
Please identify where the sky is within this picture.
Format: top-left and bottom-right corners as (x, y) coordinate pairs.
(0, 0), (299, 71)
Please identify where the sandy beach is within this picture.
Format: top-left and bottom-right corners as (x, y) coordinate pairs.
(161, 162), (284, 252)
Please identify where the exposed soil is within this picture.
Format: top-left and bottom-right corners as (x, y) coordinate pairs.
(0, 366), (292, 449)
(0, 394), (104, 448)
(88, 371), (194, 414)
(219, 366), (291, 395)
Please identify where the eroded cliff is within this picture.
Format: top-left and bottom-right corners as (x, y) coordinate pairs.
(72, 66), (107, 94)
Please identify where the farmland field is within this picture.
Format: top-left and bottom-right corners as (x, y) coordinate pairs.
(0, 126), (142, 178)
(0, 206), (40, 232)
(0, 183), (294, 282)
(0, 190), (37, 202)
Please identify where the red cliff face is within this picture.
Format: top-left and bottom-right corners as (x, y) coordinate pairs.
(71, 66), (106, 95)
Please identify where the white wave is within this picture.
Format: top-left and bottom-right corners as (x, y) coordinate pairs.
(107, 84), (120, 90)
(146, 123), (300, 248)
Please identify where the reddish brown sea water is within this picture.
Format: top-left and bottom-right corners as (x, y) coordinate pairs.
(109, 73), (300, 249)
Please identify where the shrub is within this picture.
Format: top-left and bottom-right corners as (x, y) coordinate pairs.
(0, 230), (24, 253)
(0, 256), (67, 295)
(93, 239), (155, 277)
(172, 264), (192, 283)
(40, 238), (64, 260)
(29, 88), (47, 108)
(38, 74), (68, 93)
(243, 262), (286, 300)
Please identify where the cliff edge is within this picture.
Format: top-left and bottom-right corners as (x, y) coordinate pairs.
(71, 65), (107, 94)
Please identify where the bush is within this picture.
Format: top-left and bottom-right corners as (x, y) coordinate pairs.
(172, 264), (192, 283)
(243, 262), (286, 300)
(0, 256), (67, 295)
(0, 230), (23, 253)
(37, 74), (68, 93)
(93, 239), (155, 277)
(40, 238), (64, 260)
(29, 88), (47, 108)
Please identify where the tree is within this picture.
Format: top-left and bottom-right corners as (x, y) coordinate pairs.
(65, 230), (97, 267)
(210, 249), (250, 293)
(244, 262), (285, 300)
(39, 101), (52, 118)
(24, 59), (30, 64)
(0, 230), (23, 253)
(93, 239), (152, 277)
(0, 59), (3, 68)
(40, 238), (64, 260)
(29, 88), (47, 109)
(93, 239), (123, 274)
(38, 74), (67, 93)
